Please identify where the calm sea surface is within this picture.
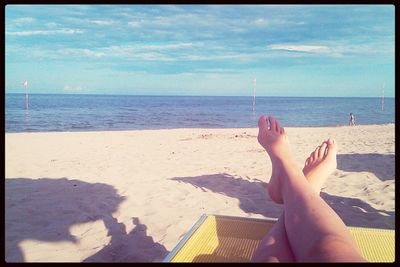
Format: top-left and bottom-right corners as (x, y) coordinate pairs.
(5, 94), (395, 133)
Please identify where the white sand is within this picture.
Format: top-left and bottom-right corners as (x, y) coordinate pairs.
(5, 124), (395, 262)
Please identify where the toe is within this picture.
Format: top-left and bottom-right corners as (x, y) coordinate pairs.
(319, 142), (327, 159)
(327, 138), (335, 147)
(313, 146), (320, 160)
(269, 116), (277, 132)
(325, 138), (338, 158)
(275, 118), (281, 132)
(326, 138), (337, 153)
(310, 151), (315, 162)
(258, 115), (269, 132)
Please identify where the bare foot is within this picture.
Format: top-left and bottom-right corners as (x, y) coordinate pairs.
(251, 141), (337, 263)
(257, 115), (291, 159)
(258, 115), (294, 204)
(303, 139), (337, 193)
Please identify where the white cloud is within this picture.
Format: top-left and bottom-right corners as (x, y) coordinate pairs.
(13, 17), (35, 25)
(137, 52), (174, 61)
(126, 12), (218, 30)
(100, 43), (197, 61)
(63, 85), (82, 91)
(98, 43), (268, 62)
(253, 18), (269, 26)
(269, 44), (332, 53)
(192, 68), (243, 74)
(231, 27), (247, 33)
(128, 21), (141, 28)
(59, 48), (106, 58)
(184, 54), (206, 61)
(268, 43), (393, 58)
(144, 43), (194, 50)
(46, 22), (60, 28)
(75, 45), (171, 61)
(89, 20), (114, 26)
(7, 28), (84, 36)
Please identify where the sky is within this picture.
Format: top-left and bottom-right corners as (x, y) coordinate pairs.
(5, 5), (395, 97)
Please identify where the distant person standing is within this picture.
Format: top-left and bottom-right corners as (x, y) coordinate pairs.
(349, 113), (355, 126)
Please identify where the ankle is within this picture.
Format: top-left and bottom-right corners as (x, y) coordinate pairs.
(273, 154), (298, 169)
(279, 160), (308, 199)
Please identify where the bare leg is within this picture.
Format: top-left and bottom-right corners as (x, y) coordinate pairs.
(257, 115), (365, 262)
(251, 213), (293, 262)
(252, 138), (337, 262)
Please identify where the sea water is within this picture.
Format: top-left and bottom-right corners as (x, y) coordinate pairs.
(5, 94), (395, 133)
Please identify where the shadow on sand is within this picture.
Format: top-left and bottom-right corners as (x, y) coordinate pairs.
(5, 177), (168, 262)
(337, 153), (395, 181)
(321, 192), (394, 229)
(83, 216), (168, 262)
(170, 173), (282, 218)
(170, 173), (394, 229)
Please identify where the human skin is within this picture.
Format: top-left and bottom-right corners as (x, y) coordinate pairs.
(253, 115), (365, 262)
(252, 138), (338, 262)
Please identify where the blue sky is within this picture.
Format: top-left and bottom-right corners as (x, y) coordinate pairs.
(5, 5), (395, 97)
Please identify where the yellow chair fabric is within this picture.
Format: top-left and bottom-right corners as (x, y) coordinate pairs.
(164, 214), (394, 263)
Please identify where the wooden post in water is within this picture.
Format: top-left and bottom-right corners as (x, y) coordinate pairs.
(23, 80), (29, 112)
(252, 78), (256, 112)
(381, 82), (385, 111)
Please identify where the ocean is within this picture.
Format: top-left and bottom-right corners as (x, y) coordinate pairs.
(5, 94), (395, 133)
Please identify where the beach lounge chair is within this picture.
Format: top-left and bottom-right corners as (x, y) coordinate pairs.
(163, 214), (395, 262)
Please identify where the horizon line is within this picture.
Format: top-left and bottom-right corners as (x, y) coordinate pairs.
(4, 93), (394, 98)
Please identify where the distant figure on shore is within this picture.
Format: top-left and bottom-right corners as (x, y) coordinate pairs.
(349, 113), (355, 126)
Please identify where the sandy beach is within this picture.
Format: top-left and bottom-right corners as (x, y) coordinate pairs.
(5, 124), (395, 262)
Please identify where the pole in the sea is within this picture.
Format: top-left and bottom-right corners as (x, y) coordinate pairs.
(23, 80), (28, 112)
(252, 78), (256, 112)
(381, 82), (385, 111)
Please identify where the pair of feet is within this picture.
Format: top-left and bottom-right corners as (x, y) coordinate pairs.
(257, 115), (337, 203)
